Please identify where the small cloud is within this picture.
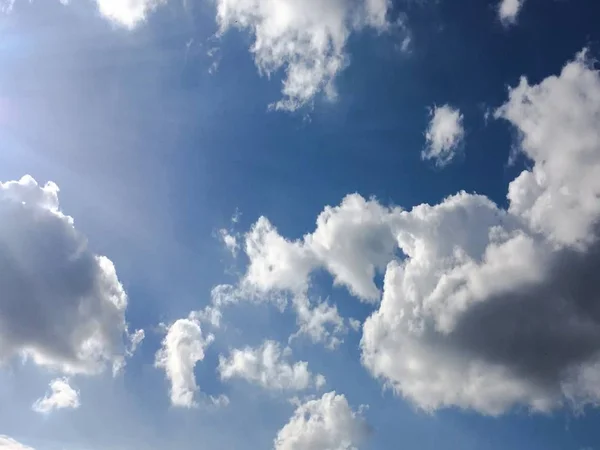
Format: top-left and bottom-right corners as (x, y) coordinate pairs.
(209, 394), (230, 408)
(498, 0), (525, 26)
(349, 318), (361, 332)
(154, 315), (214, 408)
(274, 392), (369, 450)
(398, 34), (412, 53)
(32, 378), (80, 414)
(207, 47), (222, 75)
(218, 340), (325, 391)
(231, 208), (241, 224)
(95, 0), (167, 29)
(422, 104), (465, 167)
(393, 15), (412, 54)
(219, 229), (239, 257)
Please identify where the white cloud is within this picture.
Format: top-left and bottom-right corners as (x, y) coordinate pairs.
(0, 436), (34, 450)
(244, 217), (317, 294)
(129, 328), (145, 353)
(191, 305), (223, 328)
(274, 391), (368, 450)
(498, 0), (525, 25)
(232, 50), (600, 415)
(234, 212), (359, 346)
(218, 340), (325, 390)
(290, 295), (346, 349)
(1, 0), (165, 27)
(95, 0), (167, 28)
(0, 175), (137, 376)
(219, 228), (239, 257)
(219, 193), (401, 347)
(422, 105), (465, 167)
(244, 194), (399, 303)
(361, 50), (600, 415)
(32, 378), (80, 414)
(215, 0), (392, 111)
(306, 194), (399, 302)
(155, 314), (214, 408)
(496, 49), (600, 247)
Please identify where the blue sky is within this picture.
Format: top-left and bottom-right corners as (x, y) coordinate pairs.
(1, 0), (600, 449)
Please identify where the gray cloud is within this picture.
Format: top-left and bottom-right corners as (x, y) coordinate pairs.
(452, 235), (600, 390)
(0, 176), (138, 375)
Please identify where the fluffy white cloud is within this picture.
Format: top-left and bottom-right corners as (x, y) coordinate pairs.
(306, 194), (399, 302)
(218, 340), (325, 390)
(362, 50), (600, 415)
(155, 315), (214, 408)
(244, 194), (399, 303)
(0, 175), (138, 376)
(422, 105), (465, 167)
(219, 193), (404, 347)
(274, 391), (367, 450)
(498, 0), (525, 25)
(95, 0), (167, 28)
(244, 217), (317, 294)
(0, 436), (34, 450)
(215, 0), (393, 111)
(234, 51), (600, 415)
(496, 50), (600, 247)
(32, 378), (80, 414)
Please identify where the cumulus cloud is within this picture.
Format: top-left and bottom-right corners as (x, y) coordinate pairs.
(0, 436), (34, 450)
(244, 195), (399, 303)
(218, 340), (325, 390)
(496, 50), (600, 247)
(234, 51), (600, 415)
(0, 175), (138, 376)
(155, 314), (214, 408)
(214, 0), (394, 111)
(422, 105), (465, 167)
(274, 391), (368, 450)
(498, 0), (525, 25)
(95, 0), (167, 28)
(209, 192), (410, 347)
(244, 217), (317, 294)
(363, 50), (600, 415)
(219, 200), (399, 347)
(32, 378), (80, 414)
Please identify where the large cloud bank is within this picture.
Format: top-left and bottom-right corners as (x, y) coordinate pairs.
(231, 50), (600, 415)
